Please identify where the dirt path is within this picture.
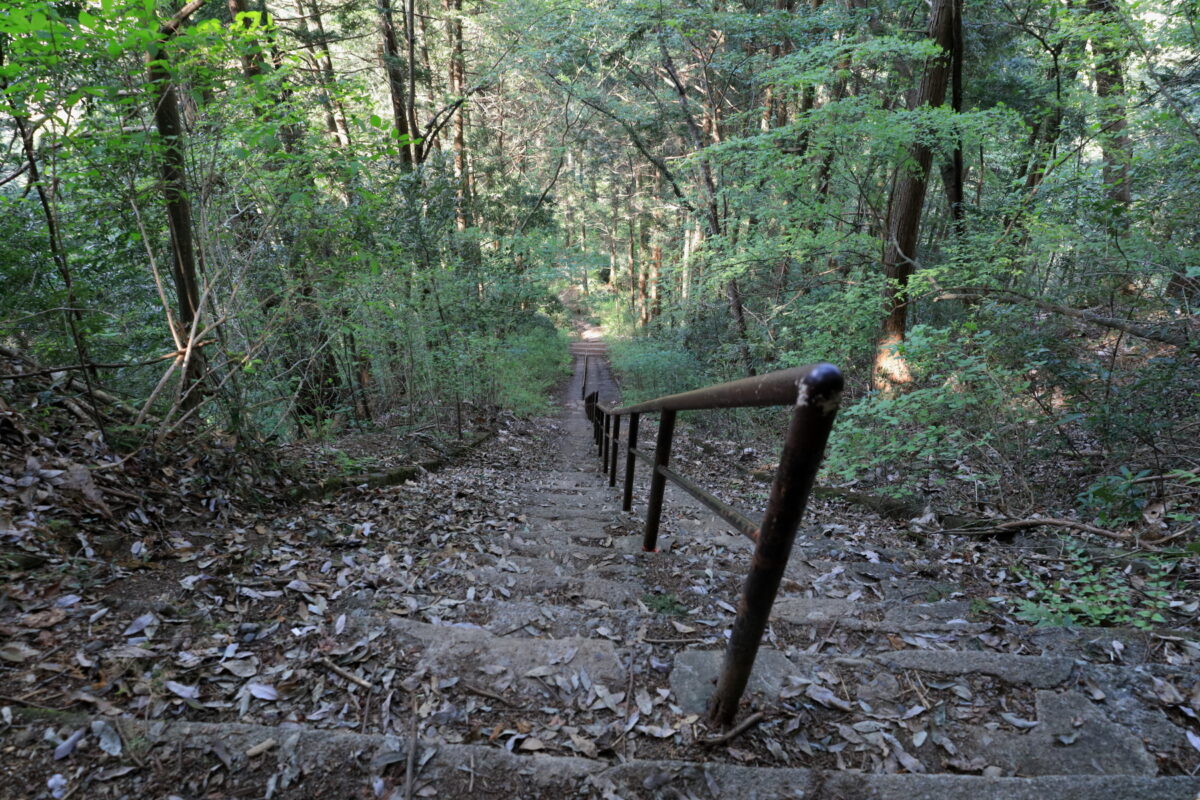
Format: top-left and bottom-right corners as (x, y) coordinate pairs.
(2, 340), (1198, 798)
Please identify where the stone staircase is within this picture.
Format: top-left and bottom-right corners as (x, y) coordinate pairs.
(7, 342), (1199, 799)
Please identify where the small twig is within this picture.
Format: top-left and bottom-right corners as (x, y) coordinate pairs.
(460, 682), (514, 707)
(319, 657), (372, 690)
(0, 694), (59, 711)
(701, 710), (767, 746)
(641, 637), (709, 644)
(1142, 527), (1197, 547)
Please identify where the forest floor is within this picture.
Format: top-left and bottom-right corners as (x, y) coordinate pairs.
(1, 341), (1200, 799)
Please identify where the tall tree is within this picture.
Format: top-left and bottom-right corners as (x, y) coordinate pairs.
(379, 0), (416, 165)
(150, 0), (209, 410)
(873, 0), (956, 390)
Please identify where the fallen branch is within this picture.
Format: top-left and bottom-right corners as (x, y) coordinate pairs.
(287, 429), (495, 501)
(941, 517), (1130, 542)
(460, 682), (514, 707)
(319, 657), (372, 690)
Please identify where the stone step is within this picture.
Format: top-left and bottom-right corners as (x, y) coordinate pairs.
(669, 647), (1196, 778)
(15, 716), (1199, 799)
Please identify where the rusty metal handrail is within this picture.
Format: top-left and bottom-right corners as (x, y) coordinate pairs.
(610, 365), (820, 414)
(586, 362), (843, 728)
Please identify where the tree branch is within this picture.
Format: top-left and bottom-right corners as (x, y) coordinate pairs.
(935, 287), (1198, 355)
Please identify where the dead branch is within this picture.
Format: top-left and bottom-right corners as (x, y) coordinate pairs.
(941, 516), (1130, 542)
(319, 657), (373, 690)
(934, 287), (1198, 355)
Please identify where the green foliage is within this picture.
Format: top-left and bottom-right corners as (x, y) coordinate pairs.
(492, 328), (572, 416)
(824, 324), (1036, 497)
(1014, 540), (1174, 630)
(642, 592), (687, 617)
(607, 335), (709, 405)
(1078, 467), (1152, 528)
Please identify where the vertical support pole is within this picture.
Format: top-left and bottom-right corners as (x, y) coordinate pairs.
(641, 409), (676, 552)
(602, 411), (610, 465)
(582, 355), (589, 400)
(609, 414), (621, 487)
(591, 397), (600, 445)
(622, 412), (639, 511)
(708, 365), (843, 728)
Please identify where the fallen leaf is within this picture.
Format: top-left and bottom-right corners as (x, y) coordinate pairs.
(999, 712), (1039, 729)
(0, 642), (41, 663)
(165, 681), (200, 700)
(246, 682), (279, 701)
(21, 609), (66, 628)
(91, 720), (122, 756)
(806, 684), (852, 712)
(53, 729), (85, 760)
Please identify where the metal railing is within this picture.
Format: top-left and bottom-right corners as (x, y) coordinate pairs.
(585, 363), (843, 727)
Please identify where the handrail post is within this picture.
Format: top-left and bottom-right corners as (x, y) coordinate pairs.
(602, 411), (610, 465)
(708, 365), (843, 727)
(622, 413), (639, 511)
(609, 414), (621, 487)
(641, 409), (676, 552)
(582, 354), (589, 400)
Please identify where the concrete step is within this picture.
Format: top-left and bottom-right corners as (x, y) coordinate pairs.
(669, 647), (1197, 778)
(13, 716), (1199, 799)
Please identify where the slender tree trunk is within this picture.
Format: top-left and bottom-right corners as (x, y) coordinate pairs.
(150, 3), (209, 410)
(378, 0), (415, 165)
(405, 0), (420, 157)
(762, 0), (796, 131)
(445, 0), (470, 228)
(874, 0), (955, 390)
(306, 0), (351, 147)
(1086, 0), (1132, 214)
(659, 32), (755, 374)
(940, 0), (964, 229)
(627, 217), (638, 316)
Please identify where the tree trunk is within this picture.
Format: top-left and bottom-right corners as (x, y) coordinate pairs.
(305, 0), (351, 148)
(874, 0), (955, 390)
(761, 0), (796, 131)
(1085, 0), (1134, 296)
(659, 33), (754, 375)
(378, 0), (415, 165)
(940, 0), (964, 229)
(405, 0), (420, 158)
(445, 0), (470, 228)
(1086, 0), (1132, 215)
(150, 3), (209, 410)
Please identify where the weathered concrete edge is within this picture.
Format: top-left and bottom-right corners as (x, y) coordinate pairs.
(285, 429), (495, 501)
(12, 714), (1199, 799)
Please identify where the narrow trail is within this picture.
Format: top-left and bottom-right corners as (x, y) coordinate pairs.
(5, 339), (1199, 798)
